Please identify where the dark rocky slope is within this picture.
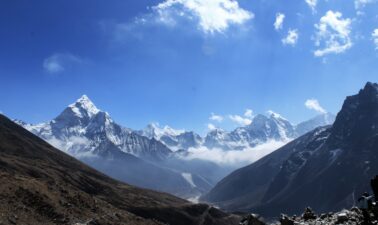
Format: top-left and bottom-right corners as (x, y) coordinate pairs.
(0, 114), (240, 225)
(203, 82), (378, 217)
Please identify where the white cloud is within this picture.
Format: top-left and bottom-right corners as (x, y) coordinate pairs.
(244, 109), (253, 118)
(355, 0), (377, 9)
(372, 29), (378, 49)
(154, 0), (254, 33)
(229, 114), (252, 126)
(229, 109), (254, 126)
(305, 99), (327, 114)
(282, 29), (299, 46)
(209, 113), (224, 122)
(274, 13), (285, 31)
(43, 53), (83, 74)
(207, 123), (217, 130)
(183, 140), (287, 166)
(305, 0), (317, 13)
(47, 136), (91, 154)
(314, 11), (352, 57)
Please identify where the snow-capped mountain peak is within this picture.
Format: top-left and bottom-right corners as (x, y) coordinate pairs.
(201, 110), (335, 151)
(19, 95), (172, 161)
(248, 114), (270, 127)
(206, 128), (229, 140)
(204, 128), (236, 150)
(143, 123), (185, 139)
(68, 95), (100, 118)
(267, 110), (287, 121)
(216, 113), (296, 149)
(162, 125), (185, 136)
(17, 94), (336, 157)
(203, 82), (378, 216)
(139, 123), (202, 151)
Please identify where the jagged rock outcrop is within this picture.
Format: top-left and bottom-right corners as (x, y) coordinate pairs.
(204, 82), (378, 217)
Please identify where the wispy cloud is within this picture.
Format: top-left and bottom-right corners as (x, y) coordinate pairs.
(305, 0), (317, 13)
(153, 0), (254, 34)
(274, 13), (285, 31)
(207, 123), (217, 130)
(43, 53), (83, 74)
(209, 113), (224, 122)
(229, 114), (252, 126)
(228, 109), (254, 126)
(314, 11), (352, 57)
(282, 29), (299, 46)
(372, 29), (378, 49)
(305, 99), (327, 114)
(244, 109), (253, 118)
(184, 140), (287, 166)
(355, 0), (377, 10)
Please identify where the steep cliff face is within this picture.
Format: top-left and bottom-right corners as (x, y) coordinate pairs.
(21, 95), (172, 161)
(204, 82), (378, 217)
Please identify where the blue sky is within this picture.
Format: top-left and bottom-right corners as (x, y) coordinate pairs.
(0, 0), (377, 135)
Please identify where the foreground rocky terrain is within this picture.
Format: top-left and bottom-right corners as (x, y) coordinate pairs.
(0, 114), (240, 225)
(241, 206), (377, 225)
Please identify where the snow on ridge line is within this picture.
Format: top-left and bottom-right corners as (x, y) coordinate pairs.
(68, 95), (100, 118)
(144, 122), (186, 139)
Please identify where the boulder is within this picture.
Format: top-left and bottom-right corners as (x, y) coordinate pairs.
(280, 214), (294, 225)
(302, 207), (316, 221)
(336, 212), (348, 223)
(239, 214), (266, 225)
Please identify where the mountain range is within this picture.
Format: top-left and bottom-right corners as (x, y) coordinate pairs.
(5, 81), (377, 223)
(15, 95), (335, 200)
(16, 95), (213, 199)
(18, 95), (171, 161)
(203, 82), (378, 217)
(139, 123), (203, 151)
(139, 112), (335, 151)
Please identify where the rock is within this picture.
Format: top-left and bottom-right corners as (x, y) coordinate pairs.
(351, 207), (361, 213)
(320, 213), (327, 219)
(371, 175), (378, 199)
(239, 213), (266, 225)
(88, 219), (99, 225)
(7, 217), (16, 225)
(336, 212), (348, 223)
(302, 207), (316, 221)
(280, 214), (294, 225)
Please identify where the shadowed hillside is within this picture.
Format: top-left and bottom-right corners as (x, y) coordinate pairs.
(204, 82), (378, 217)
(0, 114), (240, 225)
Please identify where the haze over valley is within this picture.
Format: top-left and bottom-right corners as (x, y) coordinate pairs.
(1, 0), (378, 224)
